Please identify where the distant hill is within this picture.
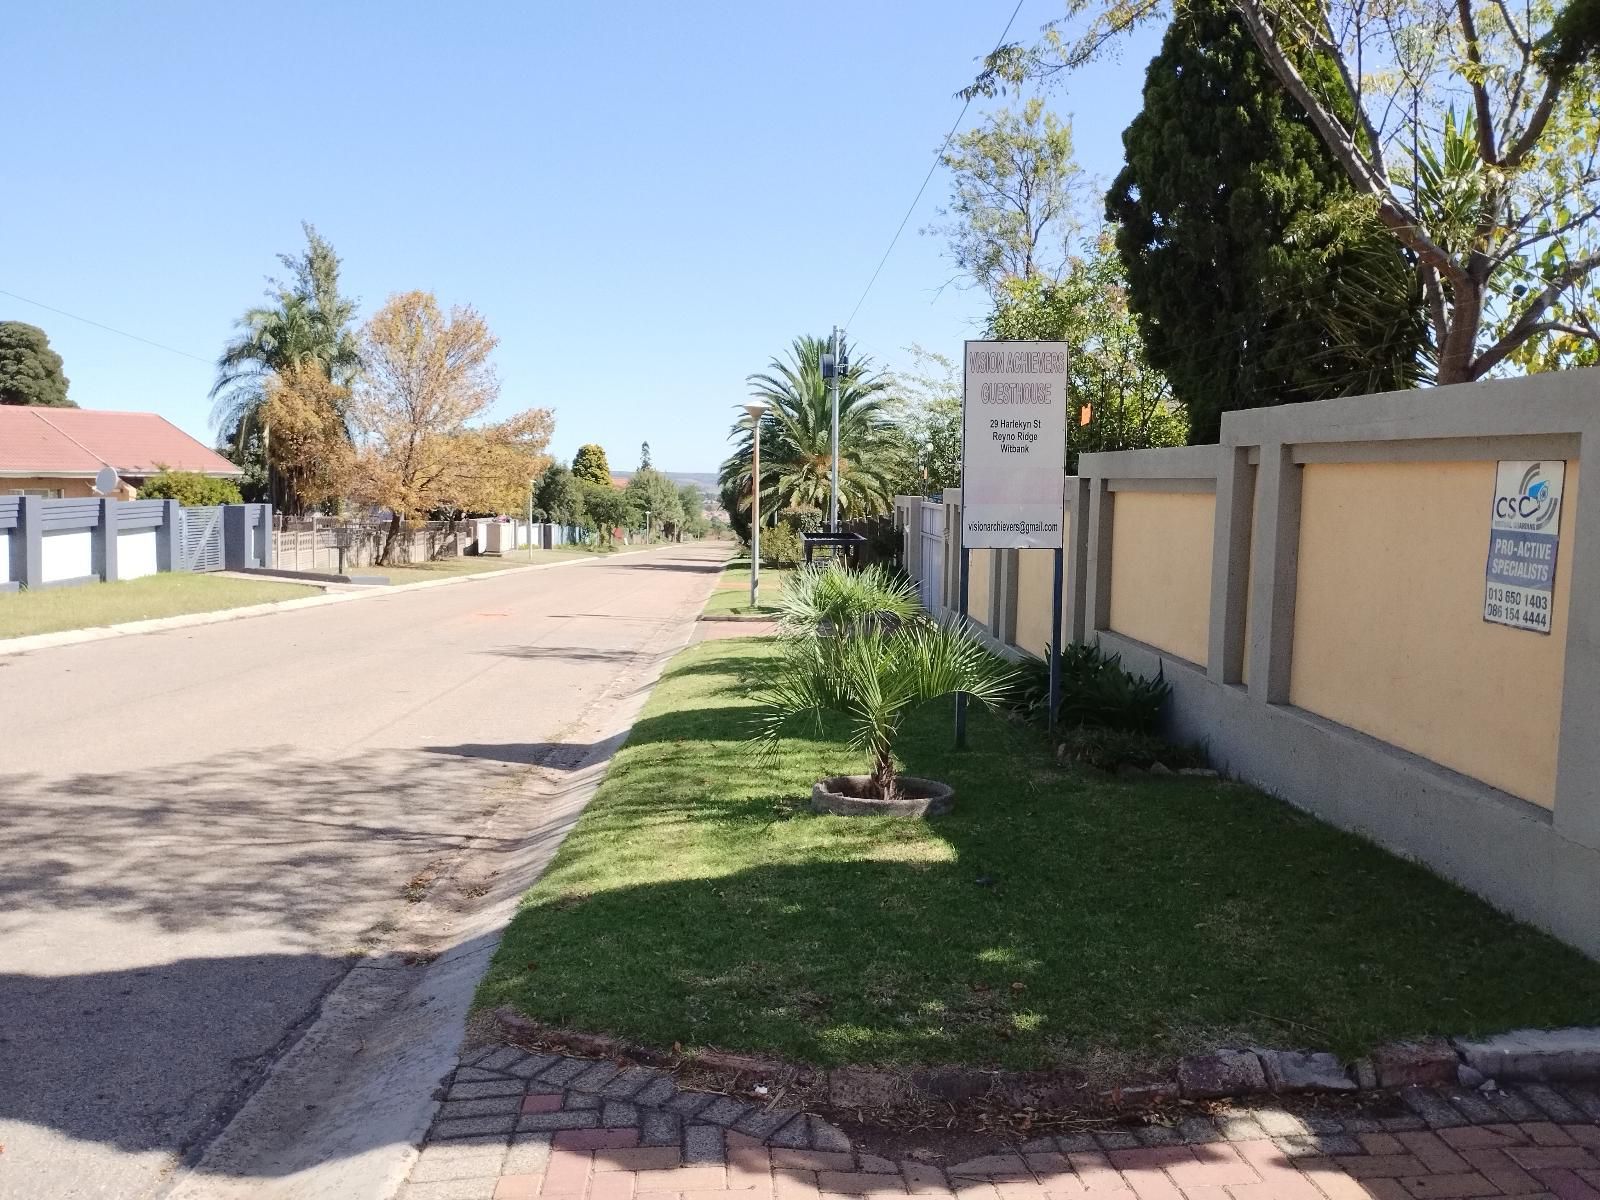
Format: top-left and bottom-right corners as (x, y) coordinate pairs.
(605, 471), (718, 493)
(663, 471), (719, 493)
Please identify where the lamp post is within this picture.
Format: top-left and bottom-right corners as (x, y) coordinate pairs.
(743, 400), (769, 609)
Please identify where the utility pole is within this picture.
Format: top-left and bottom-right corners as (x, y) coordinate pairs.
(829, 325), (841, 532)
(820, 327), (845, 532)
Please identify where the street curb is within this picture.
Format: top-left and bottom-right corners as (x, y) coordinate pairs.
(488, 1014), (1600, 1120)
(158, 546), (725, 1200)
(0, 546), (670, 658)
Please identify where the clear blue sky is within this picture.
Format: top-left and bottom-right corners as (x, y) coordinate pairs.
(1, 1), (1160, 474)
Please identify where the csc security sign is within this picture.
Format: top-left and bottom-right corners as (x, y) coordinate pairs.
(961, 341), (1069, 549)
(1484, 459), (1566, 634)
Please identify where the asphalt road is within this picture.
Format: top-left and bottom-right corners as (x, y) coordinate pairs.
(0, 543), (727, 1200)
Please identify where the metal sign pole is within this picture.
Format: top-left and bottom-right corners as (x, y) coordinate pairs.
(955, 342), (971, 750)
(1048, 546), (1064, 732)
(955, 545), (971, 748)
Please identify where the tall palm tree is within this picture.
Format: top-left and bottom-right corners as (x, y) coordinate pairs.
(720, 335), (908, 528)
(212, 224), (361, 512)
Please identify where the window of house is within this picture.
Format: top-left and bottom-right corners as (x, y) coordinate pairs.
(4, 488), (64, 499)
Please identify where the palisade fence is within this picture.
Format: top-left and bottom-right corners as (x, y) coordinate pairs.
(1, 499), (271, 591)
(269, 516), (592, 574)
(896, 368), (1600, 959)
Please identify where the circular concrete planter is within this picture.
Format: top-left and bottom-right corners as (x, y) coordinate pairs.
(810, 774), (954, 818)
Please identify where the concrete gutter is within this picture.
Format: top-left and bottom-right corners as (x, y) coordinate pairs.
(0, 548), (665, 658)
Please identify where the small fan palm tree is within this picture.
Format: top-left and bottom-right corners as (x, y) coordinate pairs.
(776, 561), (923, 638)
(720, 335), (908, 527)
(751, 618), (1014, 800)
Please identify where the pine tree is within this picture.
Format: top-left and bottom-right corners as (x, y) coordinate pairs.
(1106, 0), (1425, 442)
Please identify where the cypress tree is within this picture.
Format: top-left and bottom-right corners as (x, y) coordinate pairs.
(1106, 0), (1425, 443)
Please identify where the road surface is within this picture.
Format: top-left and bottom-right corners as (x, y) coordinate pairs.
(0, 543), (726, 1200)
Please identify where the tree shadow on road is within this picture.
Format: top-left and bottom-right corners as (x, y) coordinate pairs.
(0, 748), (533, 946)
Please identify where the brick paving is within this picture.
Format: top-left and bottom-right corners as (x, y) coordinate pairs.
(402, 1047), (1600, 1200)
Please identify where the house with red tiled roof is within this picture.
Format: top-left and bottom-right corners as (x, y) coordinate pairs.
(0, 407), (242, 500)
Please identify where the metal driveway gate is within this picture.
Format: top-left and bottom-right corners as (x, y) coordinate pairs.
(178, 506), (225, 572)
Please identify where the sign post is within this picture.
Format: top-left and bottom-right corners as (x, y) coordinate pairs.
(1484, 459), (1566, 634)
(956, 340), (1070, 745)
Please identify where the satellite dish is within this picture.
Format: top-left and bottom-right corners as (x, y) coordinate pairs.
(93, 465), (121, 496)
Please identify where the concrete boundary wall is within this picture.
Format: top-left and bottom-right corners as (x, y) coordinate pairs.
(0, 499), (272, 590)
(899, 366), (1600, 958)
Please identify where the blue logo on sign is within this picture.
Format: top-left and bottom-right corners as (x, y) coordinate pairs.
(1496, 464), (1560, 528)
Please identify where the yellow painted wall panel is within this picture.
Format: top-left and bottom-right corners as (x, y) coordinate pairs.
(968, 548), (993, 631)
(1108, 491), (1214, 666)
(1014, 511), (1073, 658)
(1289, 460), (1576, 808)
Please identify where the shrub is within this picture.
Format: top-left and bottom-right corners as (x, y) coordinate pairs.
(137, 469), (244, 506)
(1055, 726), (1207, 772)
(758, 522), (803, 566)
(1010, 641), (1171, 731)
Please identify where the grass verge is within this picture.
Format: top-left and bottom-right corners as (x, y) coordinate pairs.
(0, 573), (318, 640)
(479, 636), (1600, 1072)
(704, 559), (791, 616)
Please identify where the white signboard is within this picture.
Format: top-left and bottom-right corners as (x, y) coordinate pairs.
(961, 340), (1069, 549)
(1484, 459), (1566, 634)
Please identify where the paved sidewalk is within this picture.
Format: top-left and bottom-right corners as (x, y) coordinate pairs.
(404, 1045), (1600, 1200)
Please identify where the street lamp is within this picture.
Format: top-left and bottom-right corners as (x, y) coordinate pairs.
(743, 400), (770, 609)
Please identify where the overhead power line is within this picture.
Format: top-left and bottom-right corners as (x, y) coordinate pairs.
(845, 0), (1029, 330)
(0, 287), (212, 364)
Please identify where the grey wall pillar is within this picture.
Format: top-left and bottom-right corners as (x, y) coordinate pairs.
(99, 497), (120, 582)
(996, 549), (1020, 642)
(20, 496), (43, 590)
(257, 504), (274, 568)
(1208, 448), (1255, 685)
(1554, 430), (1600, 851)
(1083, 479), (1115, 634)
(157, 501), (181, 571)
(1245, 443), (1303, 703)
(223, 505), (248, 570)
(1064, 476), (1091, 645)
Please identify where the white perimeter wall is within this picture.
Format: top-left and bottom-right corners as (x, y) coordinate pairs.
(40, 530), (93, 583)
(119, 529), (159, 580)
(0, 527), (14, 584)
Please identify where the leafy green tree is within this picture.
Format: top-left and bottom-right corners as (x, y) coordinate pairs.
(579, 478), (629, 544)
(720, 336), (908, 529)
(1105, 0), (1424, 441)
(0, 322), (74, 407)
(973, 0), (1600, 382)
(533, 463), (586, 525)
(572, 443), (613, 486)
(926, 99), (1085, 297)
(624, 467), (683, 535)
(137, 469), (244, 505)
(886, 347), (962, 493)
(678, 482), (709, 537)
(990, 233), (1189, 464)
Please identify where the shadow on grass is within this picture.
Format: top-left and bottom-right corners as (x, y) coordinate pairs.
(479, 639), (1600, 1072)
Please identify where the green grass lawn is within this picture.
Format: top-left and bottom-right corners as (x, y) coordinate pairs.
(479, 636), (1600, 1073)
(370, 548), (596, 585)
(703, 560), (791, 616)
(0, 572), (318, 639)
